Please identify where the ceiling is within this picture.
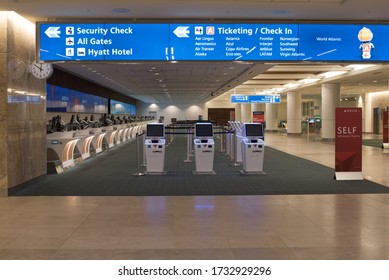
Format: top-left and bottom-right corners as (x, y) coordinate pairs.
(2, 0), (389, 104)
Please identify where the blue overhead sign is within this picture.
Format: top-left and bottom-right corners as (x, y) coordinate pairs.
(37, 22), (389, 62)
(39, 23), (169, 61)
(231, 94), (281, 104)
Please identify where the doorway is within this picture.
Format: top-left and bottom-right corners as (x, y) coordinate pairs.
(208, 108), (235, 126)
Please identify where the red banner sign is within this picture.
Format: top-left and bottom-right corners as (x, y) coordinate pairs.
(335, 108), (362, 173)
(253, 111), (265, 123)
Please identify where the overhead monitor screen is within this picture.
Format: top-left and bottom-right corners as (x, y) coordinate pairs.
(146, 124), (165, 138)
(195, 123), (213, 138)
(244, 123), (264, 137)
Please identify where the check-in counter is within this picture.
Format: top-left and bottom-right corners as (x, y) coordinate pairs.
(122, 127), (130, 142)
(131, 126), (138, 138)
(115, 127), (125, 145)
(92, 132), (106, 154)
(73, 131), (96, 160)
(125, 125), (135, 140)
(47, 131), (81, 169)
(46, 120), (152, 174)
(103, 128), (118, 149)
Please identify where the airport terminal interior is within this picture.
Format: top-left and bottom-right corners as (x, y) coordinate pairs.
(1, 0), (389, 260)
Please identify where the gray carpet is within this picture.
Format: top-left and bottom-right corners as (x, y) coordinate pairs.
(10, 135), (389, 196)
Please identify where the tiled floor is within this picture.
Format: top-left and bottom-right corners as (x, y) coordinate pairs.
(0, 133), (388, 260)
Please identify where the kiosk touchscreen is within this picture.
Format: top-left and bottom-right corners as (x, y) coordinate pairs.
(241, 123), (265, 174)
(193, 123), (215, 174)
(145, 123), (166, 174)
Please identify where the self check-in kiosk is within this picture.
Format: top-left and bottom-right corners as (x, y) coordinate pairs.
(241, 123), (265, 174)
(193, 123), (215, 174)
(144, 123), (166, 174)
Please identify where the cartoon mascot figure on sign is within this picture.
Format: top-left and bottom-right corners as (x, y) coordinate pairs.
(358, 27), (374, 59)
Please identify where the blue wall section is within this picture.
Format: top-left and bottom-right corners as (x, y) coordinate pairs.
(46, 84), (108, 113)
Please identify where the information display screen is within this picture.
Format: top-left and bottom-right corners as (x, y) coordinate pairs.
(244, 123), (264, 137)
(38, 22), (389, 62)
(146, 124), (165, 138)
(195, 123), (213, 138)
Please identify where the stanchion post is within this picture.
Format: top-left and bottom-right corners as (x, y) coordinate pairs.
(228, 130), (234, 159)
(184, 128), (192, 163)
(230, 129), (240, 166)
(132, 133), (145, 176)
(188, 127), (193, 157)
(220, 130), (226, 153)
(141, 132), (146, 167)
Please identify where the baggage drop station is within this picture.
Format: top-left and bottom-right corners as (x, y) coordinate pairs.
(193, 123), (216, 175)
(144, 123), (166, 175)
(240, 123), (265, 175)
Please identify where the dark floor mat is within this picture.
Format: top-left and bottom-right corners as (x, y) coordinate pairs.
(10, 135), (389, 196)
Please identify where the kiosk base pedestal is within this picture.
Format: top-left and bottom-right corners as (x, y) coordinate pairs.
(382, 143), (389, 149)
(335, 171), (363, 180)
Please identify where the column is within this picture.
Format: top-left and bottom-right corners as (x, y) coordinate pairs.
(265, 103), (278, 132)
(321, 83), (340, 140)
(357, 94), (365, 133)
(234, 103), (241, 122)
(0, 12), (47, 196)
(0, 15), (7, 196)
(287, 92), (302, 135)
(240, 104), (251, 123)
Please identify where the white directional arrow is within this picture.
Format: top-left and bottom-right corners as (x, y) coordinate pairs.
(44, 27), (61, 38)
(173, 26), (190, 38)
